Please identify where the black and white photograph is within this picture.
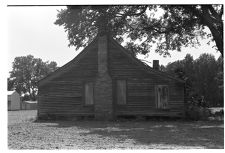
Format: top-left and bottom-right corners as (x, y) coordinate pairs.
(4, 1), (224, 150)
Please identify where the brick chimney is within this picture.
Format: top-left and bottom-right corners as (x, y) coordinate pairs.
(153, 60), (159, 70)
(94, 34), (113, 120)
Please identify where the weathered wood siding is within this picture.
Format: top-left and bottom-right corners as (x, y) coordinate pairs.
(109, 42), (184, 117)
(38, 45), (98, 117)
(38, 36), (184, 118)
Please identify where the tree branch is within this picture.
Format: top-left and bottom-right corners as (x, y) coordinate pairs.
(206, 5), (223, 22)
(143, 24), (180, 35)
(219, 5), (223, 19)
(185, 5), (223, 56)
(127, 6), (148, 16)
(116, 5), (148, 19)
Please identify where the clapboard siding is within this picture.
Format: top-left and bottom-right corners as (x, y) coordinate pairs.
(53, 49), (98, 81)
(38, 47), (98, 117)
(109, 42), (184, 117)
(109, 52), (150, 77)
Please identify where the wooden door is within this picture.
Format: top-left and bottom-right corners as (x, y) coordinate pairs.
(155, 85), (169, 109)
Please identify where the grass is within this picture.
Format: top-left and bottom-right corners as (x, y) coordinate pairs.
(8, 110), (224, 149)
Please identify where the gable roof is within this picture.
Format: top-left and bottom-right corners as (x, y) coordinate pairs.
(109, 37), (184, 83)
(7, 90), (19, 96)
(24, 101), (37, 104)
(8, 91), (15, 95)
(39, 35), (184, 87)
(38, 37), (98, 87)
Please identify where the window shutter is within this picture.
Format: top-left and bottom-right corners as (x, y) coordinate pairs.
(117, 80), (126, 105)
(85, 82), (94, 105)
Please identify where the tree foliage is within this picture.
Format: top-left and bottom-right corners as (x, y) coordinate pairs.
(7, 77), (16, 91)
(55, 5), (223, 56)
(8, 55), (58, 100)
(165, 54), (223, 107)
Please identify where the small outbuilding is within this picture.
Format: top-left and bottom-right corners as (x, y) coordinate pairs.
(8, 90), (21, 111)
(21, 101), (37, 110)
(37, 33), (185, 120)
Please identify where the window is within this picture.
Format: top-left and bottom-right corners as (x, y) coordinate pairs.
(84, 82), (94, 105)
(155, 85), (169, 109)
(117, 80), (126, 105)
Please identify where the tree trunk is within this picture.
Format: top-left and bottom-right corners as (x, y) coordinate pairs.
(204, 20), (223, 57)
(185, 5), (223, 57)
(201, 6), (223, 57)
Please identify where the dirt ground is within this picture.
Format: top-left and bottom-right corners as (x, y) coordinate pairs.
(8, 110), (224, 149)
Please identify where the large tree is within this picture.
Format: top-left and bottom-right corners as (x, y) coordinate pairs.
(194, 54), (219, 106)
(215, 55), (223, 106)
(165, 54), (195, 102)
(165, 53), (223, 107)
(8, 55), (58, 100)
(55, 5), (223, 56)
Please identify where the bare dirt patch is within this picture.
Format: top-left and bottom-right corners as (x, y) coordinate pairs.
(8, 110), (37, 125)
(8, 110), (224, 149)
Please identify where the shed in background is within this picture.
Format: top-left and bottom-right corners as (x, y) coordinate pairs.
(8, 90), (21, 110)
(21, 101), (37, 110)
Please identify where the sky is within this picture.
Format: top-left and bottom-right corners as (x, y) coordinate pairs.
(7, 6), (80, 73)
(7, 6), (221, 75)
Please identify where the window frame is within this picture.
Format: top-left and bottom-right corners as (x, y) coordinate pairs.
(116, 80), (127, 105)
(155, 85), (169, 109)
(84, 82), (94, 106)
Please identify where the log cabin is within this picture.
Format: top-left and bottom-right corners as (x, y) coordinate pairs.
(37, 33), (185, 120)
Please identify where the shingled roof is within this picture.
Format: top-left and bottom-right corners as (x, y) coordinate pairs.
(38, 35), (184, 87)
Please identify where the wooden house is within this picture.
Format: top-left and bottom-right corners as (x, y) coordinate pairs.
(8, 90), (21, 110)
(37, 33), (185, 120)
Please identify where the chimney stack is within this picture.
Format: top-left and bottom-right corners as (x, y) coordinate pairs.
(153, 60), (159, 70)
(94, 34), (113, 120)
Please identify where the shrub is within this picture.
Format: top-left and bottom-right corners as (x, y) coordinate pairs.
(185, 96), (210, 120)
